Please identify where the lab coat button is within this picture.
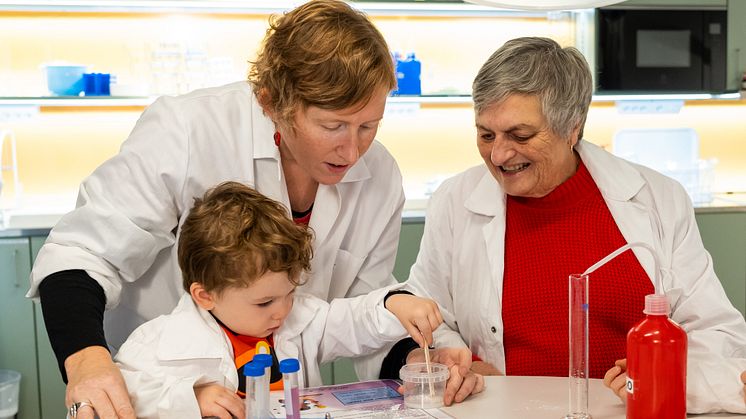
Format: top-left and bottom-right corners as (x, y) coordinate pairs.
(490, 326), (497, 333)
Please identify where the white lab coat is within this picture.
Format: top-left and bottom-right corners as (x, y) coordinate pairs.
(27, 82), (403, 378)
(114, 285), (408, 419)
(404, 141), (746, 413)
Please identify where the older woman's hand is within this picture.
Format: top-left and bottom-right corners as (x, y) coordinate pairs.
(405, 347), (485, 405)
(65, 346), (135, 419)
(602, 358), (628, 403)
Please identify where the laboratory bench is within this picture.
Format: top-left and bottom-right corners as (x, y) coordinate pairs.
(1, 196), (746, 418)
(442, 376), (744, 418)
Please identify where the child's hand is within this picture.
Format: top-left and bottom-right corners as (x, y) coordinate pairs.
(385, 294), (443, 348)
(602, 358), (628, 403)
(194, 383), (244, 419)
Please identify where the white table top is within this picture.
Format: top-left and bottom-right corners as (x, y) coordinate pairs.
(439, 376), (744, 419)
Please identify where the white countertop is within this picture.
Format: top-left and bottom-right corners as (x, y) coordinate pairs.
(440, 376), (742, 418)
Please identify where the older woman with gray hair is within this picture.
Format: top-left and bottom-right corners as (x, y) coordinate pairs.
(396, 37), (746, 413)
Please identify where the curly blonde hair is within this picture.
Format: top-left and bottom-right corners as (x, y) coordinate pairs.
(249, 0), (396, 127)
(178, 181), (313, 294)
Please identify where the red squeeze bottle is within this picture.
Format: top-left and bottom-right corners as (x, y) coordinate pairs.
(626, 294), (687, 419)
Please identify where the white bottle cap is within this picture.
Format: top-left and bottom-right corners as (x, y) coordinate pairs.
(643, 294), (669, 315)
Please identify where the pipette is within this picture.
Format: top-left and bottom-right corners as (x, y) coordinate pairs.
(582, 242), (662, 294)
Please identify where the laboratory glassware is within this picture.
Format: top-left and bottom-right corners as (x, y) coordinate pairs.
(565, 241), (665, 419)
(243, 362), (264, 419)
(252, 353), (272, 418)
(279, 358), (301, 419)
(564, 273), (591, 419)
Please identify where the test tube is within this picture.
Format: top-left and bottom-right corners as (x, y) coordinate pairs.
(243, 362), (264, 419)
(279, 358), (301, 419)
(564, 273), (592, 419)
(252, 353), (273, 419)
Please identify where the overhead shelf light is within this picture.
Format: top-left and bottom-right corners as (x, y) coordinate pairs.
(463, 0), (624, 11)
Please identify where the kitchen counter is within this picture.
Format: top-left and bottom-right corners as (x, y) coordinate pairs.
(2, 193), (745, 237)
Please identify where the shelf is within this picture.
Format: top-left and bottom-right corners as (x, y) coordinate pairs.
(389, 95), (472, 104)
(591, 92), (743, 102)
(0, 95), (474, 108)
(0, 96), (154, 107)
(1, 93), (742, 109)
(0, 1), (553, 16)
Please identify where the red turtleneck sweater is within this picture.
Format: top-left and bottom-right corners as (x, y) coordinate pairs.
(502, 160), (654, 378)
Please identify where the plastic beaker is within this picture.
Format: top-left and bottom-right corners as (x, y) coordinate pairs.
(399, 362), (449, 409)
(0, 370), (21, 419)
(44, 64), (87, 96)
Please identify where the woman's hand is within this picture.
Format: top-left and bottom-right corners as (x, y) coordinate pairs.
(470, 360), (502, 376)
(740, 371), (746, 404)
(602, 358), (628, 403)
(406, 347), (485, 405)
(64, 346), (136, 419)
(385, 294), (443, 348)
(194, 384), (244, 419)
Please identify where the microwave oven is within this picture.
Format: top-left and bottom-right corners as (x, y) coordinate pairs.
(596, 8), (727, 93)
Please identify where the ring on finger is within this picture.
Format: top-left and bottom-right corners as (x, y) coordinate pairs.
(68, 401), (95, 418)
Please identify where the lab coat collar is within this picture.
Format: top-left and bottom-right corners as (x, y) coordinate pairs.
(463, 140), (645, 217)
(577, 141), (660, 283)
(249, 86), (280, 161)
(156, 294), (228, 361)
(309, 146), (372, 244)
(279, 293), (320, 339)
(339, 154), (371, 183)
(155, 293), (320, 362)
(576, 141), (644, 202)
(464, 170), (504, 217)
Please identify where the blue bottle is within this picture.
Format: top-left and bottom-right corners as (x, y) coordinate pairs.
(393, 52), (421, 96)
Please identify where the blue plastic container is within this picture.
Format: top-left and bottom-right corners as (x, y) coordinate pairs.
(83, 73), (111, 96)
(45, 65), (87, 96)
(392, 52), (421, 96)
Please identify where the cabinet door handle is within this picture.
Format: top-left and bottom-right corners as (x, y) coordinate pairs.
(13, 249), (20, 287)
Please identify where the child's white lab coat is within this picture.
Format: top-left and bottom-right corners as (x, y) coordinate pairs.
(114, 285), (407, 419)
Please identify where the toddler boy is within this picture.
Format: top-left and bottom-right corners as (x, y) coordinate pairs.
(114, 181), (442, 418)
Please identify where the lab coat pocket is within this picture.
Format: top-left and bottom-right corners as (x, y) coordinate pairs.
(329, 249), (365, 298)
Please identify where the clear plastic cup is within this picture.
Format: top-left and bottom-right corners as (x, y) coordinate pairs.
(0, 370), (21, 419)
(399, 362), (449, 409)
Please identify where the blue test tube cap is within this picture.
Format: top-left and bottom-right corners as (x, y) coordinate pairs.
(279, 358), (300, 374)
(243, 362), (264, 377)
(252, 353), (273, 368)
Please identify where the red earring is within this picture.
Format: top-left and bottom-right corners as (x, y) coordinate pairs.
(273, 131), (281, 147)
